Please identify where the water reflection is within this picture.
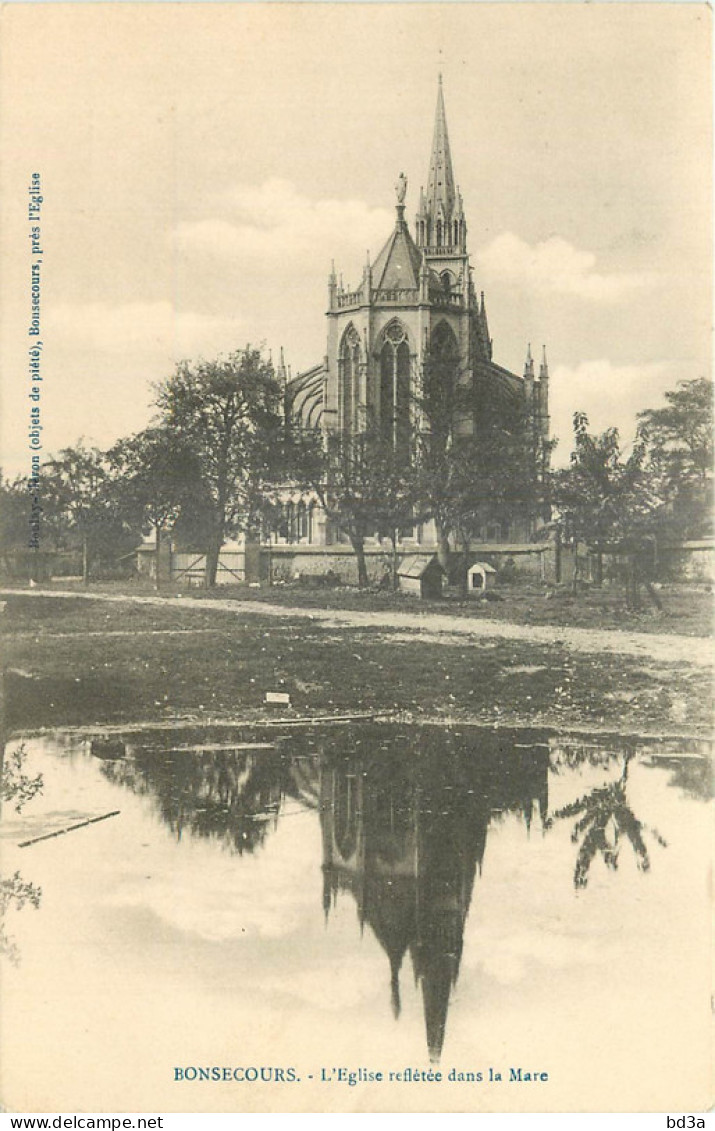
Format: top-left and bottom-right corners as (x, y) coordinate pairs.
(0, 744), (44, 965)
(548, 751), (667, 888)
(0, 870), (42, 964)
(319, 729), (549, 1062)
(3, 720), (712, 1069)
(100, 745), (287, 854)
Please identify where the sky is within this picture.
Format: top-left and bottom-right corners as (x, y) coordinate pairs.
(0, 3), (711, 478)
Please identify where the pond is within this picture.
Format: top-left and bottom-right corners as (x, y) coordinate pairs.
(1, 722), (712, 1113)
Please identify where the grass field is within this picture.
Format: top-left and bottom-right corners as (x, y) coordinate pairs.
(1, 592), (711, 737)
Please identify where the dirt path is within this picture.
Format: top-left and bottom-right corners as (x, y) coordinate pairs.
(5, 587), (712, 667)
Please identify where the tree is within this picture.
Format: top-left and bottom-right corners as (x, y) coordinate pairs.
(153, 348), (284, 588)
(1, 739), (43, 964)
(289, 422), (419, 589)
(552, 414), (663, 607)
(108, 428), (207, 589)
(416, 346), (552, 581)
(0, 473), (33, 571)
(637, 377), (713, 538)
(42, 443), (112, 584)
(371, 436), (423, 590)
(413, 334), (469, 573)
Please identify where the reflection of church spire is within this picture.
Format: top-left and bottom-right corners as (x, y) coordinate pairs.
(318, 728), (551, 1063)
(390, 953), (402, 1019)
(319, 732), (505, 1063)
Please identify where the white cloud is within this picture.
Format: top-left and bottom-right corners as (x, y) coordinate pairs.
(45, 301), (245, 361)
(549, 358), (671, 461)
(172, 177), (392, 272)
(477, 232), (660, 303)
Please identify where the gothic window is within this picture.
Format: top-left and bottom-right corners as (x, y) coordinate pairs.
(297, 500), (307, 542)
(425, 321), (461, 426)
(441, 271), (452, 296)
(430, 320), (459, 361)
(379, 322), (411, 459)
(436, 220), (442, 246)
(340, 325), (361, 434)
(454, 220), (459, 245)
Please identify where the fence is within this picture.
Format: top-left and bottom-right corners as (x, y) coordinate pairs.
(170, 550), (246, 585)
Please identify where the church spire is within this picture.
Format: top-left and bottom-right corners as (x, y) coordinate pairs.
(416, 78), (464, 251)
(427, 75), (456, 223)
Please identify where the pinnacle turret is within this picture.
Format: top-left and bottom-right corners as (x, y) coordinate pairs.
(539, 345), (549, 382)
(524, 343), (535, 381)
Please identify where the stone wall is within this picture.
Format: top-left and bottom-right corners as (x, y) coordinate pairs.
(265, 545), (393, 586)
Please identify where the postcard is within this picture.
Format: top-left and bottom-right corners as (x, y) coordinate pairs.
(0, 2), (712, 1117)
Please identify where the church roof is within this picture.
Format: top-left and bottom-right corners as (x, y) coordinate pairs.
(371, 212), (424, 291)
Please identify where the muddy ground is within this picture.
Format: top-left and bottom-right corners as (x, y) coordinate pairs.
(1, 592), (711, 738)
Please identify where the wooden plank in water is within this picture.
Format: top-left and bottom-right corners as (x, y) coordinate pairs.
(19, 810), (120, 848)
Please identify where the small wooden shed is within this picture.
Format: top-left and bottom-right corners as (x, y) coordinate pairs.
(397, 554), (444, 599)
(467, 560), (497, 595)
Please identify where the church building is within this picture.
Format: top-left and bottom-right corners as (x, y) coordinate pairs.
(276, 78), (550, 566)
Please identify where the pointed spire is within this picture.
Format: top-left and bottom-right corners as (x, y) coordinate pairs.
(328, 260), (337, 309)
(425, 76), (457, 240)
(524, 343), (535, 381)
(363, 249), (373, 293)
(539, 344), (549, 381)
(276, 346), (287, 386)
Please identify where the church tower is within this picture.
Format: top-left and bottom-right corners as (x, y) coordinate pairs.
(285, 77), (550, 548)
(314, 77), (506, 445)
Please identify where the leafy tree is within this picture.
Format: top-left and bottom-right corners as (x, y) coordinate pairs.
(371, 436), (423, 590)
(416, 347), (552, 580)
(637, 377), (713, 537)
(288, 423), (418, 589)
(153, 348), (283, 587)
(41, 442), (113, 584)
(412, 335), (470, 573)
(0, 473), (33, 570)
(108, 427), (207, 588)
(1, 743), (43, 814)
(1, 742), (43, 964)
(552, 414), (663, 607)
